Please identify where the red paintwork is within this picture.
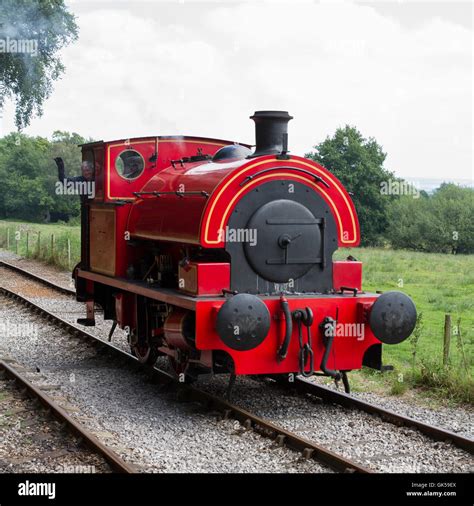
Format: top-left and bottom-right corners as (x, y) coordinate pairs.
(332, 261), (362, 292)
(81, 135), (238, 205)
(79, 135), (376, 377)
(77, 265), (380, 374)
(82, 136), (241, 206)
(104, 136), (235, 202)
(178, 262), (230, 296)
(127, 155), (360, 247)
(193, 293), (378, 375)
(81, 136), (241, 277)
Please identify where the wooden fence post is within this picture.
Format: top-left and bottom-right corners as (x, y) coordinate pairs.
(443, 314), (451, 366)
(26, 232), (29, 256)
(37, 231), (41, 255)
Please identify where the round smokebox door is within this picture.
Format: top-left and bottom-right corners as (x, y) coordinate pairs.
(244, 199), (322, 283)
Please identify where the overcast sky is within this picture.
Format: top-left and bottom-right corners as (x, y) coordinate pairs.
(0, 0), (472, 183)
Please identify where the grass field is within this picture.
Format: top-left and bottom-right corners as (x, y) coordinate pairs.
(336, 248), (473, 404)
(0, 220), (80, 269)
(1, 220), (472, 404)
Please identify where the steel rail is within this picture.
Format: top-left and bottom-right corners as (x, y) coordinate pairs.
(288, 377), (474, 455)
(180, 387), (370, 473)
(2, 264), (472, 460)
(0, 359), (135, 473)
(0, 260), (76, 296)
(0, 285), (369, 474)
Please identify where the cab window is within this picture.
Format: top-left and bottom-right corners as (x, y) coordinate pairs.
(115, 149), (145, 180)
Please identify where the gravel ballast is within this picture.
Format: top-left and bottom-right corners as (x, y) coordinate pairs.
(0, 294), (329, 473)
(1, 251), (472, 473)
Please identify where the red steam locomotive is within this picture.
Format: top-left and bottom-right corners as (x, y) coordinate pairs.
(74, 111), (416, 390)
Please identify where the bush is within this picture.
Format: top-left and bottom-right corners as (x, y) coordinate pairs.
(387, 184), (474, 254)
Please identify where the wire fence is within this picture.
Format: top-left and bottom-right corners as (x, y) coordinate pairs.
(0, 224), (80, 270)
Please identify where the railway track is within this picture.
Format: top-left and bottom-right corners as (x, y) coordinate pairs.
(0, 280), (368, 473)
(0, 359), (134, 473)
(1, 261), (472, 472)
(290, 377), (473, 454)
(0, 260), (75, 296)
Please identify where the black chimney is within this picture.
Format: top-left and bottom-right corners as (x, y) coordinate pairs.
(248, 110), (293, 158)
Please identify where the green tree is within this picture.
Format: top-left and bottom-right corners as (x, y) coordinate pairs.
(429, 185), (471, 254)
(306, 125), (394, 246)
(0, 0), (78, 129)
(387, 184), (474, 254)
(0, 131), (91, 222)
(2, 174), (55, 221)
(387, 193), (433, 252)
(51, 130), (88, 178)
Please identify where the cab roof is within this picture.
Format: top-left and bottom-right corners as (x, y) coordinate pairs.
(79, 135), (252, 148)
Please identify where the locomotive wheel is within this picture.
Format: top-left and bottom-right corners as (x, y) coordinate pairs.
(131, 344), (159, 366)
(167, 355), (197, 384)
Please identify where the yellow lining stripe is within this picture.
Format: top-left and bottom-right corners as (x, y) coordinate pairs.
(217, 172), (344, 238)
(203, 158), (357, 244)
